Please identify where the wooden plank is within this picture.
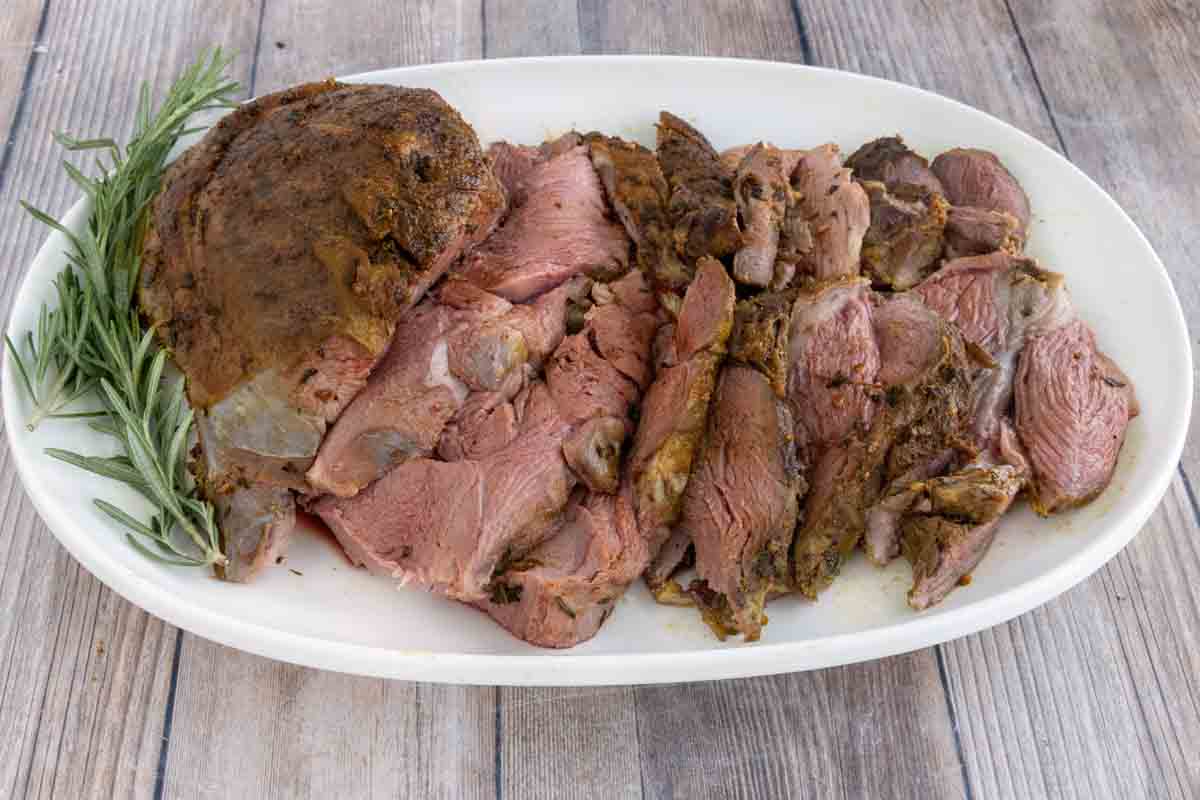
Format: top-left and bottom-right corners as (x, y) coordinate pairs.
(484, 0), (579, 57)
(804, 1), (1200, 797)
(500, 687), (642, 800)
(0, 1), (262, 798)
(635, 653), (968, 799)
(577, 0), (805, 58)
(160, 638), (495, 800)
(253, 0), (483, 94)
(0, 0), (45, 173)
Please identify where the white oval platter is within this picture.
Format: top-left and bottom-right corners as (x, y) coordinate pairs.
(3, 56), (1191, 686)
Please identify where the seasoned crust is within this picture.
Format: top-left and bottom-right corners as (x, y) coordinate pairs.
(139, 81), (503, 408)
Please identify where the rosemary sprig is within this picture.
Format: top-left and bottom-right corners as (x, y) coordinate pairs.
(7, 49), (240, 567)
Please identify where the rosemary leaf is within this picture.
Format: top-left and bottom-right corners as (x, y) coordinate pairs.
(11, 48), (239, 569)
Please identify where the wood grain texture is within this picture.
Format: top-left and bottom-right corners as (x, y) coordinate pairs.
(160, 638), (495, 800)
(500, 687), (642, 800)
(804, 1), (1200, 798)
(0, 0), (45, 173)
(577, 0), (806, 58)
(0, 1), (261, 797)
(0, 2), (1197, 799)
(254, 0), (482, 94)
(635, 655), (968, 799)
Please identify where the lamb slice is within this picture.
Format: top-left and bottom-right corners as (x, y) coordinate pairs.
(460, 145), (630, 302)
(902, 464), (1023, 609)
(845, 136), (944, 195)
(932, 147), (1031, 238)
(678, 366), (804, 640)
(732, 144), (790, 288)
(487, 142), (540, 199)
(787, 277), (880, 461)
(861, 294), (982, 565)
(859, 181), (949, 290)
(787, 144), (870, 282)
(304, 299), (477, 498)
(1015, 318), (1135, 514)
(657, 112), (742, 262)
(478, 484), (645, 648)
(586, 134), (692, 300)
(634, 259), (736, 596)
(795, 297), (979, 595)
(944, 205), (1023, 259)
(728, 290), (796, 397)
(913, 251), (1015, 355)
(316, 382), (575, 599)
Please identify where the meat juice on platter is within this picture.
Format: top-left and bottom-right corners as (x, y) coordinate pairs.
(137, 80), (1137, 647)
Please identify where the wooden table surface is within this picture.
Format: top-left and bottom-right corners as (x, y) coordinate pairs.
(1, 1), (1198, 798)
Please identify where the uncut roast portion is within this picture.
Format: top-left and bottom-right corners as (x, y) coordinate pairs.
(140, 83), (1137, 646)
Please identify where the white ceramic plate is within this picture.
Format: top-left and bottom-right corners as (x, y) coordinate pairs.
(4, 57), (1191, 686)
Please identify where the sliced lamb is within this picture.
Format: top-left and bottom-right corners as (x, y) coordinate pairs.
(307, 279), (580, 498)
(677, 366), (804, 640)
(1015, 319), (1136, 514)
(786, 145), (870, 282)
(634, 258), (737, 596)
(859, 180), (949, 290)
(315, 277), (657, 601)
(728, 290), (796, 397)
(861, 294), (981, 565)
(586, 134), (692, 302)
(845, 136), (945, 195)
(786, 277), (881, 462)
(476, 488), (644, 648)
(943, 205), (1024, 259)
(657, 112), (742, 262)
(901, 465), (1023, 609)
(460, 145), (630, 301)
(932, 147), (1031, 239)
(731, 144), (790, 288)
(795, 293), (979, 596)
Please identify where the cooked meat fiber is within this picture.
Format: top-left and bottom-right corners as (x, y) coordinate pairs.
(915, 253), (1073, 453)
(944, 205), (1023, 259)
(787, 277), (880, 461)
(729, 290), (796, 397)
(481, 268), (732, 646)
(477, 488), (644, 648)
(932, 147), (1031, 239)
(787, 145), (870, 282)
(307, 278), (582, 497)
(678, 365), (803, 640)
(140, 81), (503, 581)
(1016, 318), (1136, 514)
(587, 134), (693, 302)
(315, 274), (657, 601)
(795, 294), (979, 596)
(861, 294), (981, 565)
(634, 259), (737, 596)
(657, 112), (742, 262)
(732, 144), (789, 288)
(460, 144), (629, 301)
(846, 136), (945, 195)
(859, 181), (949, 290)
(902, 464), (1023, 610)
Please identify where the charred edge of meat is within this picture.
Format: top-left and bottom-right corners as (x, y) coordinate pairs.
(656, 111), (742, 262)
(845, 136), (944, 196)
(728, 290), (796, 396)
